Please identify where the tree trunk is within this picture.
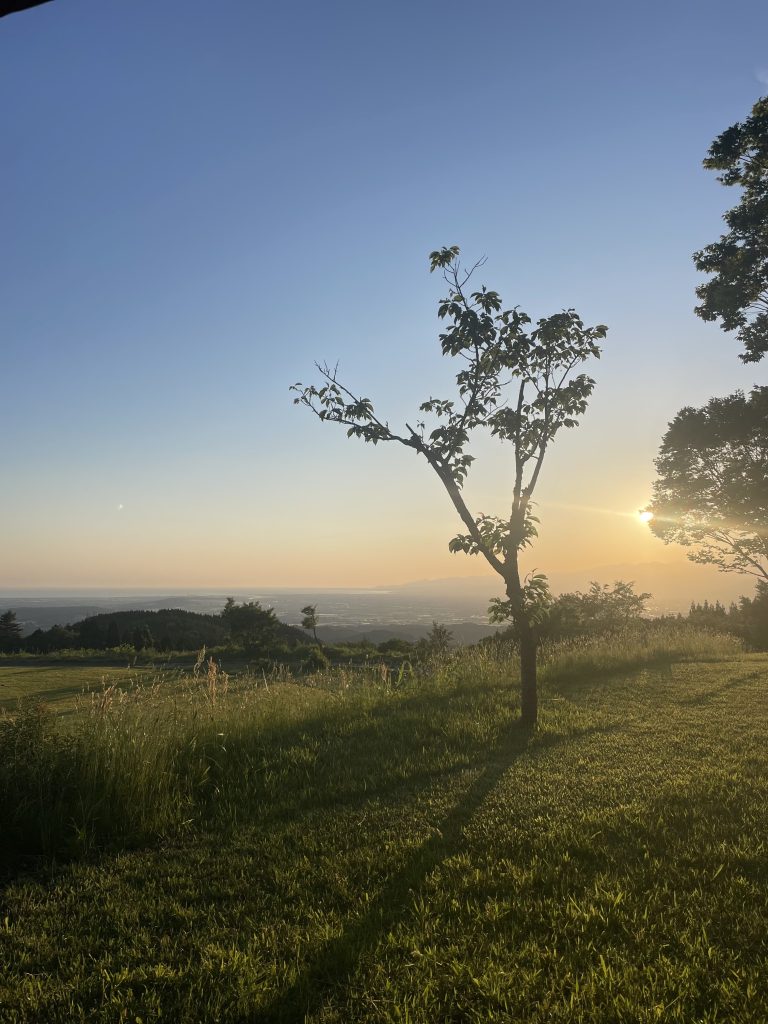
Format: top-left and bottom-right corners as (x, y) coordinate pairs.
(504, 553), (538, 728)
(518, 621), (538, 727)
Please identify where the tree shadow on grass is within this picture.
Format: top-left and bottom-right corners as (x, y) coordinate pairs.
(0, 678), (514, 887)
(250, 720), (612, 1024)
(542, 656), (670, 697)
(539, 651), (740, 703)
(674, 669), (764, 705)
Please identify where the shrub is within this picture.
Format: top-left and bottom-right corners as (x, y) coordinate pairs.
(303, 646), (331, 672)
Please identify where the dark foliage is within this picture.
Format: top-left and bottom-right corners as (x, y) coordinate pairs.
(0, 610), (23, 653)
(684, 581), (768, 650)
(74, 609), (226, 652)
(220, 598), (303, 653)
(694, 95), (768, 362)
(648, 387), (768, 582)
(19, 607), (304, 655)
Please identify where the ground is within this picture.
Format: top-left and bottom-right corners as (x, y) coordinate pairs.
(0, 643), (766, 1022)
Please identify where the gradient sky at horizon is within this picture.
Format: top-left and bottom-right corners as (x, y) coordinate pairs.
(2, 0), (767, 593)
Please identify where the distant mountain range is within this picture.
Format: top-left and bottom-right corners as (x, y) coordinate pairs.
(0, 562), (754, 640)
(525, 562), (751, 615)
(383, 562), (752, 615)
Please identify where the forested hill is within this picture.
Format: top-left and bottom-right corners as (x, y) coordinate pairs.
(77, 609), (228, 650)
(22, 607), (306, 653)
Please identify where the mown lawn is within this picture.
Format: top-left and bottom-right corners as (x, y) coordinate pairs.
(0, 641), (766, 1022)
(0, 663), (154, 714)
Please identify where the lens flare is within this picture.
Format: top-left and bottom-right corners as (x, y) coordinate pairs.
(638, 509), (654, 523)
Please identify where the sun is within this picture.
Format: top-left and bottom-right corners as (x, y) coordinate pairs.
(638, 509), (654, 523)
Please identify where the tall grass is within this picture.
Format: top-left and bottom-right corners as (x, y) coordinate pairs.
(0, 625), (741, 871)
(539, 621), (743, 684)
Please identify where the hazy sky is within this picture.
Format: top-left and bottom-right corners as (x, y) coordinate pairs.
(2, 0), (766, 591)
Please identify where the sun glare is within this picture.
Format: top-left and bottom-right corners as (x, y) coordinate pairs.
(638, 509), (654, 523)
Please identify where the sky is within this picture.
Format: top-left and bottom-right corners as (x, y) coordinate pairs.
(2, 0), (767, 595)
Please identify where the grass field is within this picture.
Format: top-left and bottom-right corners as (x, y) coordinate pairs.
(0, 663), (155, 715)
(0, 632), (766, 1022)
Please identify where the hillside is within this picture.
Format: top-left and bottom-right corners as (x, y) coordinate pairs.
(19, 607), (306, 653)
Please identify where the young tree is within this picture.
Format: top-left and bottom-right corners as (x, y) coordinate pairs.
(647, 388), (768, 582)
(300, 604), (322, 646)
(293, 247), (607, 725)
(416, 621), (453, 660)
(694, 95), (768, 362)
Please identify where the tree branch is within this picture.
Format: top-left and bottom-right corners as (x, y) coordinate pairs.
(406, 426), (506, 577)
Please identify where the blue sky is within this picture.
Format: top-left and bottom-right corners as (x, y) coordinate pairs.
(2, 0), (767, 590)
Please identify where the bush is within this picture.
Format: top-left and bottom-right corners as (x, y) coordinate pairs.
(303, 646), (331, 672)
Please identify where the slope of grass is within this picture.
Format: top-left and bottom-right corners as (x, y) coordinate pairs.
(0, 631), (766, 1022)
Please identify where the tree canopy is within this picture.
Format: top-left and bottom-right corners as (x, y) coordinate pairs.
(221, 598), (282, 651)
(300, 604), (321, 646)
(647, 387), (768, 582)
(293, 246), (607, 725)
(546, 581), (651, 639)
(694, 95), (768, 362)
